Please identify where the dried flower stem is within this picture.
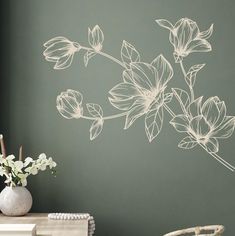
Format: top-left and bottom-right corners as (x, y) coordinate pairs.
(0, 134), (7, 158)
(19, 146), (23, 161)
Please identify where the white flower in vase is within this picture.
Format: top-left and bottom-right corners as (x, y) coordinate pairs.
(0, 135), (57, 216)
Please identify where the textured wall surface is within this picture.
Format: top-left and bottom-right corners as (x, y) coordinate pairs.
(1, 0), (235, 235)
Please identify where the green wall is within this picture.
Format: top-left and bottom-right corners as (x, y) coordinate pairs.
(1, 0), (235, 235)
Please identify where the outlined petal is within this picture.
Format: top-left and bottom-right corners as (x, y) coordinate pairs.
(213, 116), (235, 139)
(198, 24), (214, 39)
(56, 106), (74, 119)
(202, 97), (220, 126)
(189, 115), (201, 133)
(88, 25), (104, 51)
(56, 89), (83, 119)
(43, 36), (68, 47)
(109, 97), (135, 111)
(45, 57), (58, 62)
(122, 70), (133, 83)
(155, 19), (174, 31)
(204, 138), (219, 153)
(54, 54), (74, 70)
(124, 104), (146, 129)
(151, 54), (173, 86)
(187, 39), (212, 53)
(66, 89), (83, 104)
(130, 62), (158, 90)
(188, 96), (203, 118)
(109, 82), (139, 99)
(215, 101), (226, 126)
(170, 114), (189, 133)
(43, 43), (71, 58)
(61, 96), (79, 112)
(176, 18), (198, 47)
(189, 115), (211, 137)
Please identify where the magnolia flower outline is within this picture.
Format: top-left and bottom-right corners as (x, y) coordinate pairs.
(56, 89), (83, 119)
(109, 54), (173, 129)
(170, 96), (235, 153)
(156, 18), (213, 62)
(88, 25), (104, 52)
(43, 37), (81, 69)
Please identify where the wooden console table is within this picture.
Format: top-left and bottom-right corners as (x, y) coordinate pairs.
(0, 213), (89, 236)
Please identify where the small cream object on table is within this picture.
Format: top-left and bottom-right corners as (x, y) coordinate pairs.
(0, 213), (89, 236)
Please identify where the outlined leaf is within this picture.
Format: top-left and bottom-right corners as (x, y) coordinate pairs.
(54, 54), (74, 70)
(121, 40), (140, 68)
(86, 103), (103, 118)
(155, 19), (174, 30)
(84, 50), (97, 67)
(186, 64), (205, 87)
(172, 88), (190, 114)
(145, 106), (164, 142)
(204, 137), (219, 153)
(178, 136), (198, 149)
(90, 118), (104, 140)
(122, 70), (133, 83)
(124, 104), (146, 129)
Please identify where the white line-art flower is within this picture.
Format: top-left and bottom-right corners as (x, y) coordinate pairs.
(170, 96), (235, 153)
(43, 18), (235, 171)
(56, 89), (83, 119)
(43, 37), (81, 69)
(109, 54), (173, 131)
(88, 25), (104, 52)
(156, 18), (213, 63)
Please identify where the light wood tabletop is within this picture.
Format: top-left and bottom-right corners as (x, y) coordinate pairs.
(0, 213), (88, 236)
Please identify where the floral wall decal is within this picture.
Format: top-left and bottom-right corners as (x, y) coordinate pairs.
(43, 18), (235, 171)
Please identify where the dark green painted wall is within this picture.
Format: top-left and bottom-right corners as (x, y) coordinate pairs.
(1, 0), (235, 235)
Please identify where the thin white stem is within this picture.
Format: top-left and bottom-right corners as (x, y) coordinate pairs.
(180, 61), (195, 101)
(81, 46), (125, 68)
(180, 60), (187, 77)
(213, 152), (235, 170)
(163, 104), (175, 117)
(189, 87), (195, 102)
(199, 143), (234, 171)
(164, 103), (235, 171)
(98, 51), (125, 68)
(81, 111), (128, 121)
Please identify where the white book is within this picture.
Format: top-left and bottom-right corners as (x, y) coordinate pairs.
(0, 224), (36, 236)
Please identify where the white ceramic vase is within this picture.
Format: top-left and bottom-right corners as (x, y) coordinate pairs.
(0, 186), (33, 216)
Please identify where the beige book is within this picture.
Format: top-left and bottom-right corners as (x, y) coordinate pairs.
(0, 224), (36, 236)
